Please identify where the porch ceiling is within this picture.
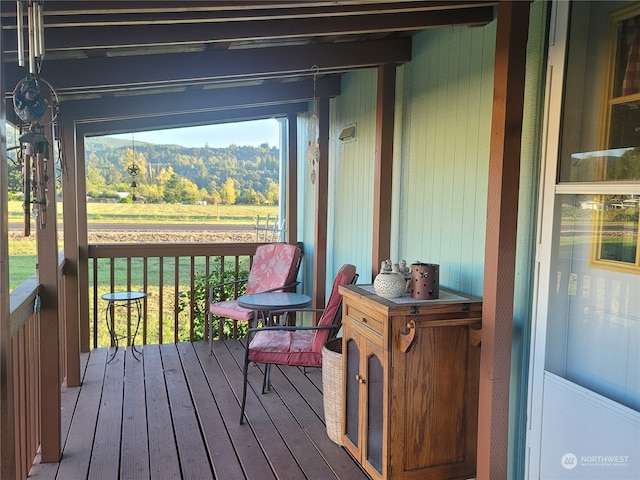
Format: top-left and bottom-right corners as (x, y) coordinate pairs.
(1, 1), (496, 133)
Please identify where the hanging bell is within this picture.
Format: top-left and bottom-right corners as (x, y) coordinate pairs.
(130, 180), (137, 188)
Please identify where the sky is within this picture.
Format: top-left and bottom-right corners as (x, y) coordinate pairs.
(106, 118), (281, 149)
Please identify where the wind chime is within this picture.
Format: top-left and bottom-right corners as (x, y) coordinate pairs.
(127, 134), (140, 201)
(307, 65), (320, 184)
(12, 0), (59, 234)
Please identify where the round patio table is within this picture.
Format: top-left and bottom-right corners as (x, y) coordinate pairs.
(101, 291), (147, 363)
(237, 291), (312, 326)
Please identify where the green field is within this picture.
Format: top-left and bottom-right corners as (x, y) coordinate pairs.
(7, 200), (278, 224)
(7, 201), (278, 289)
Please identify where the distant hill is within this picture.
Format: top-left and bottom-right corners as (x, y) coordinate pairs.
(84, 137), (280, 205)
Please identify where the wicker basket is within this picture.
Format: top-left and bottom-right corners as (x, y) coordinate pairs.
(321, 337), (343, 445)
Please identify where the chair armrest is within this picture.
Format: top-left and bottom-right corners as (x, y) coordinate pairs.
(247, 324), (335, 335)
(260, 281), (301, 294)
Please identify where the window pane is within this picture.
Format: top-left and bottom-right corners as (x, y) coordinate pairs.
(614, 14), (640, 98)
(545, 194), (640, 411)
(568, 147), (640, 182)
(596, 194), (639, 264)
(609, 102), (640, 150)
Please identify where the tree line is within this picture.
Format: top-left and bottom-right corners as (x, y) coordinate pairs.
(84, 137), (280, 204)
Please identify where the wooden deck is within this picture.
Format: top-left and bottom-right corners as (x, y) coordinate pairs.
(28, 340), (369, 480)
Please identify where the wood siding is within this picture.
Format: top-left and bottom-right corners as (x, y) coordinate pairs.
(328, 70), (377, 284)
(396, 25), (496, 297)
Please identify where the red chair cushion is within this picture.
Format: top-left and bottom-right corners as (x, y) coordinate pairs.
(248, 330), (322, 367)
(208, 300), (254, 321)
(311, 263), (357, 352)
(208, 243), (301, 322)
(246, 243), (301, 294)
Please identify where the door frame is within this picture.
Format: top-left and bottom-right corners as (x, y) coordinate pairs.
(525, 1), (570, 476)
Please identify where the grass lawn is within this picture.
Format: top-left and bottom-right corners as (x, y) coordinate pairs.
(7, 200), (278, 224)
(7, 201), (277, 289)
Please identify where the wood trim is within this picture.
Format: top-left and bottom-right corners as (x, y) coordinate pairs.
(477, 1), (530, 479)
(61, 117), (81, 387)
(87, 242), (264, 258)
(372, 64), (396, 277)
(312, 97), (330, 315)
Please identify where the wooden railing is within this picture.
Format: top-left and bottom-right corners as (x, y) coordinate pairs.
(5, 242), (269, 478)
(87, 242), (265, 348)
(8, 274), (40, 480)
(7, 252), (65, 480)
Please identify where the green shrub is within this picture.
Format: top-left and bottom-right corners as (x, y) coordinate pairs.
(179, 264), (250, 341)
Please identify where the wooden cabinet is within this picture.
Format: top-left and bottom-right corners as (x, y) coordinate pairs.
(340, 285), (482, 480)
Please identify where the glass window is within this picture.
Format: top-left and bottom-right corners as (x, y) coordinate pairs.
(545, 194), (639, 410)
(545, 1), (640, 411)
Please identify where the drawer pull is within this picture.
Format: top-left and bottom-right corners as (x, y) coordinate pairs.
(355, 374), (366, 384)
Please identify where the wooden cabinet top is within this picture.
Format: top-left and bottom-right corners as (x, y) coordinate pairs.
(339, 284), (482, 318)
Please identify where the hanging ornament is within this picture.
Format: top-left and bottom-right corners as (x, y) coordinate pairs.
(128, 134), (140, 201)
(307, 65), (320, 184)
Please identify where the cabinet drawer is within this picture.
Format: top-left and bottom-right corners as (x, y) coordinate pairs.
(345, 303), (383, 334)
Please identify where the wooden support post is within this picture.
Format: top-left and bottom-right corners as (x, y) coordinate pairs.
(74, 126), (90, 352)
(477, 1), (530, 479)
(0, 33), (17, 477)
(34, 140), (62, 462)
(60, 117), (81, 386)
(372, 64), (396, 277)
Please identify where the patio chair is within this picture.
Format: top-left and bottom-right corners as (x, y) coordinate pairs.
(207, 242), (302, 347)
(239, 263), (358, 424)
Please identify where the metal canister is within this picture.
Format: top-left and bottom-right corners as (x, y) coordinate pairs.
(410, 262), (439, 300)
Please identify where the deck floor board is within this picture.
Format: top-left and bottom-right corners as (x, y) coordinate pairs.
(28, 340), (368, 480)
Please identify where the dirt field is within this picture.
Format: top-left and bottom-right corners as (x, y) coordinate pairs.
(9, 229), (257, 244)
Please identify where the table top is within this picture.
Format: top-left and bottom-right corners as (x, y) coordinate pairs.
(237, 292), (311, 311)
(101, 291), (147, 302)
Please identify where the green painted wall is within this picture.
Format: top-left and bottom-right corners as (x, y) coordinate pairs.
(319, 3), (549, 478)
(393, 23), (496, 298)
(328, 70), (377, 283)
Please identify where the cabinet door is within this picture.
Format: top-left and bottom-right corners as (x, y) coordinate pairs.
(363, 342), (384, 478)
(343, 325), (386, 480)
(344, 335), (361, 452)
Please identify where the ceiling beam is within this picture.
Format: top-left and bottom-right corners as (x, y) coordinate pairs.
(59, 77), (341, 121)
(76, 102), (307, 136)
(4, 39), (411, 95)
(0, 1), (496, 19)
(2, 7), (494, 54)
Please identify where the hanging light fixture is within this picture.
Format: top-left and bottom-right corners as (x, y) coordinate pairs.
(307, 65), (320, 184)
